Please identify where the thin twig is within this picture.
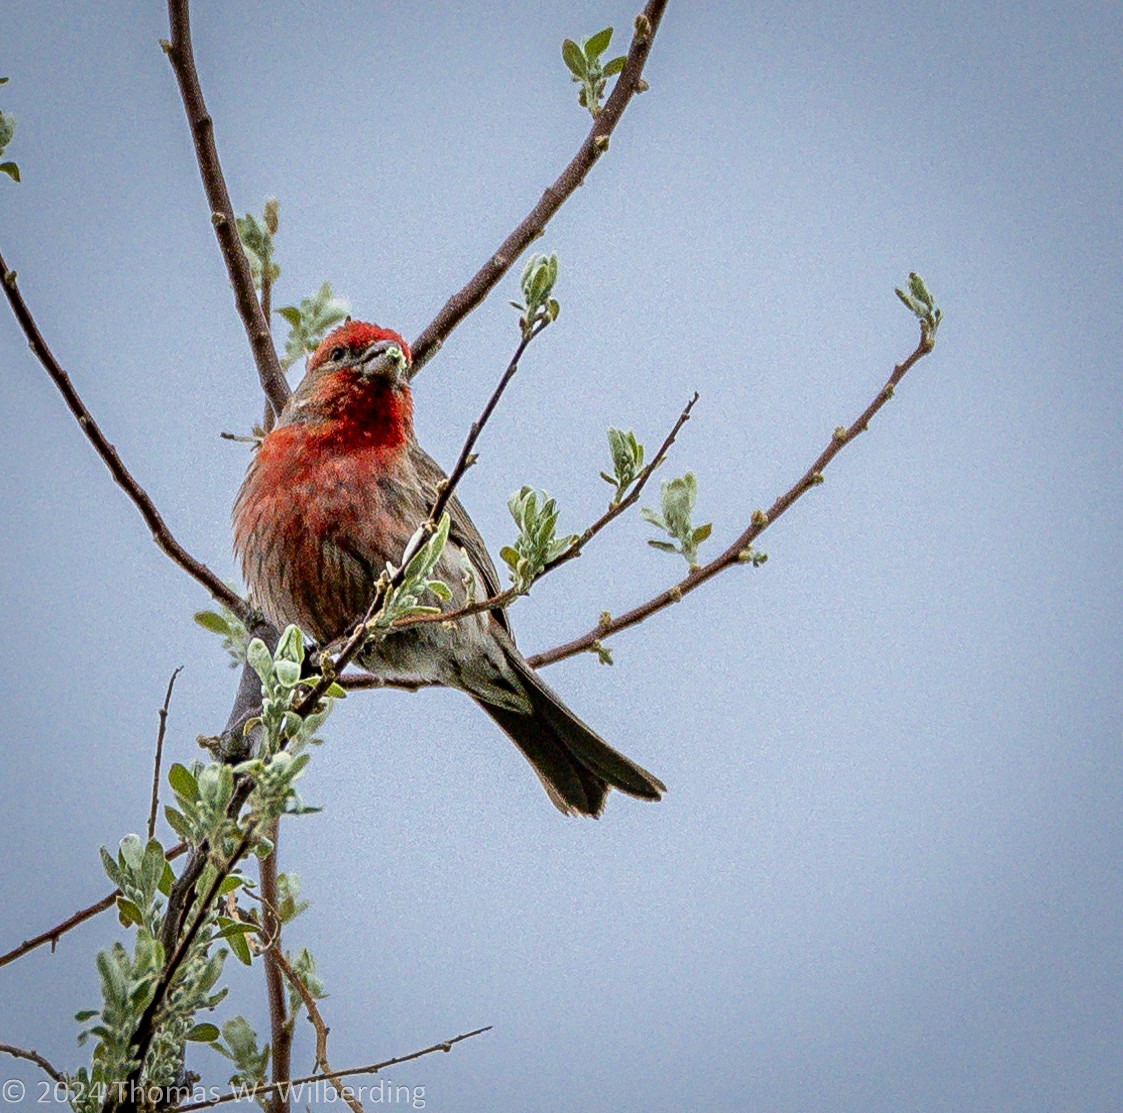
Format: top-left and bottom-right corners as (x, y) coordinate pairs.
(162, 0), (289, 417)
(429, 321), (545, 531)
(0, 842), (188, 971)
(0, 257), (249, 620)
(176, 1027), (492, 1112)
(409, 0), (669, 375)
(259, 822), (292, 1113)
(148, 668), (182, 841)
(273, 950), (363, 1113)
(529, 330), (935, 668)
(389, 393), (697, 635)
(0, 1042), (65, 1084)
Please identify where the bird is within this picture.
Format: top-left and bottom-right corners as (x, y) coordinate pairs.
(233, 319), (665, 816)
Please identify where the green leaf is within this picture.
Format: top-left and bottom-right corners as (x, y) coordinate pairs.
(603, 56), (627, 77)
(115, 897), (144, 927)
(562, 39), (587, 77)
(585, 27), (613, 59)
(648, 539), (678, 553)
(187, 1023), (221, 1043)
(74, 1009), (97, 1022)
(277, 305), (302, 328)
(0, 161), (20, 183)
(168, 762), (198, 801)
(194, 610), (232, 635)
(692, 522), (713, 544)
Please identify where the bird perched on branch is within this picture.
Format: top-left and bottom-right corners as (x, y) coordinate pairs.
(233, 320), (665, 816)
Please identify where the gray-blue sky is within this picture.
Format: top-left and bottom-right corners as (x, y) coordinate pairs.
(2, 2), (1120, 1110)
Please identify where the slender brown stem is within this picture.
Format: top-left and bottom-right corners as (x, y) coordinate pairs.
(162, 0), (289, 417)
(148, 668), (182, 841)
(259, 822), (291, 1113)
(0, 843), (187, 970)
(529, 330), (935, 668)
(0, 1043), (64, 1084)
(336, 671), (439, 692)
(273, 951), (363, 1113)
(409, 0), (669, 375)
(175, 1027), (492, 1112)
(0, 257), (249, 620)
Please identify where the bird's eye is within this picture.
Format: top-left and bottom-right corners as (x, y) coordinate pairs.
(329, 346), (348, 363)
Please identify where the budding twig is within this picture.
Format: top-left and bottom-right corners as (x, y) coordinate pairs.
(409, 0), (669, 375)
(0, 1043), (64, 1084)
(272, 950), (362, 1113)
(528, 329), (935, 668)
(175, 1026), (492, 1112)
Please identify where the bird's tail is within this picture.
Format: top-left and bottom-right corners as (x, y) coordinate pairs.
(473, 637), (666, 817)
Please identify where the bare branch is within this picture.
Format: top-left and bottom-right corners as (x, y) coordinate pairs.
(409, 0), (669, 375)
(273, 950), (363, 1113)
(0, 1042), (64, 1084)
(259, 823), (292, 1113)
(529, 330), (935, 668)
(0, 842), (188, 971)
(336, 672), (440, 692)
(162, 0), (290, 417)
(148, 668), (182, 841)
(175, 1027), (493, 1112)
(0, 256), (250, 620)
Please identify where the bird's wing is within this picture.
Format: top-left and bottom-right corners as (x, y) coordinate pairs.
(410, 443), (511, 633)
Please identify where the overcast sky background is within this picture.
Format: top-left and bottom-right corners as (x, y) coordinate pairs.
(1, 2), (1120, 1111)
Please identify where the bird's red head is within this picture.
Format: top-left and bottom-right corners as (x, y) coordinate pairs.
(308, 320), (412, 373)
(278, 320), (414, 451)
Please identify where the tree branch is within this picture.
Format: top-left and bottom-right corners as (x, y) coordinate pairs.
(148, 668), (182, 841)
(273, 950), (362, 1113)
(0, 1042), (64, 1084)
(529, 329), (936, 668)
(0, 839), (188, 970)
(161, 0), (290, 417)
(0, 257), (250, 620)
(408, 0), (669, 375)
(259, 823), (292, 1113)
(175, 1027), (492, 1113)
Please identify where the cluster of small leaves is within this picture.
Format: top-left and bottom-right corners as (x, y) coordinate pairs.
(210, 1016), (270, 1111)
(244, 625), (338, 756)
(165, 761), (241, 850)
(235, 200), (280, 291)
(69, 837), (230, 1112)
(372, 513), (454, 629)
(895, 271), (942, 346)
(642, 472), (712, 567)
(195, 602), (251, 668)
(562, 28), (626, 117)
(501, 488), (578, 593)
(284, 945), (325, 1022)
(277, 282), (350, 369)
(511, 253), (560, 339)
(101, 835), (174, 936)
(600, 427), (645, 505)
(0, 77), (19, 182)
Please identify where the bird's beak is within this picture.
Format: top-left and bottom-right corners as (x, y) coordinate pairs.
(356, 339), (409, 384)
